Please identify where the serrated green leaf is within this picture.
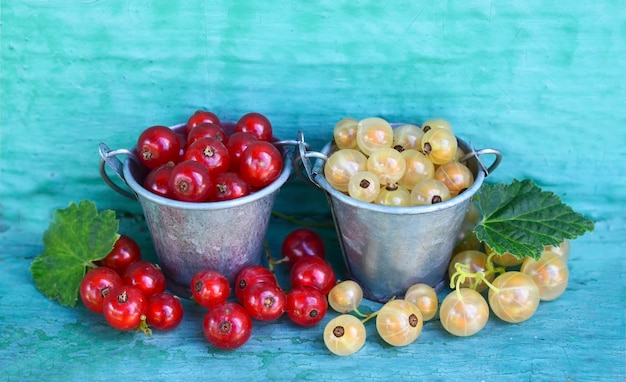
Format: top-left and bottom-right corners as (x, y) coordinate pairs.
(30, 200), (119, 307)
(473, 179), (594, 260)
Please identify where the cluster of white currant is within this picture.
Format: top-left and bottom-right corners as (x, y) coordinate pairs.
(323, 280), (439, 356)
(441, 202), (572, 337)
(324, 117), (474, 206)
(322, 230), (571, 356)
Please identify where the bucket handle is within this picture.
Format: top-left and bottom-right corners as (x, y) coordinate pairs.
(290, 131), (328, 187)
(460, 148), (502, 177)
(98, 142), (140, 200)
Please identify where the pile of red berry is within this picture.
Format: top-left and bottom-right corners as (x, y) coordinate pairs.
(138, 111), (283, 202)
(79, 235), (184, 333)
(79, 227), (334, 347)
(193, 227), (335, 350)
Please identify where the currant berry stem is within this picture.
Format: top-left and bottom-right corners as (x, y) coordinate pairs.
(360, 310), (379, 324)
(478, 274), (500, 294)
(485, 251), (507, 274)
(351, 306), (370, 318)
(263, 241), (278, 273)
(136, 315), (152, 337)
(357, 295), (397, 323)
(449, 262), (470, 289)
(270, 256), (290, 267)
(449, 261), (503, 297)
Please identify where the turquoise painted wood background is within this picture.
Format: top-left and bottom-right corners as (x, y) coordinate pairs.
(1, 1), (624, 381)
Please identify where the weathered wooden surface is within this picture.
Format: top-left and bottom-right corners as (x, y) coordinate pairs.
(1, 1), (624, 381)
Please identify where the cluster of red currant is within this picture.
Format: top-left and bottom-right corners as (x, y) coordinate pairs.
(193, 228), (335, 350)
(79, 235), (184, 334)
(79, 224), (332, 346)
(138, 110), (283, 202)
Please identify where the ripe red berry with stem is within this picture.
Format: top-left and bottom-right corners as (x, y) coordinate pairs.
(123, 260), (167, 299)
(80, 266), (123, 313)
(146, 292), (184, 331)
(285, 285), (328, 327)
(184, 137), (231, 177)
(143, 163), (175, 199)
(210, 172), (251, 202)
(100, 234), (142, 276)
(203, 302), (253, 350)
(187, 122), (227, 146)
(136, 125), (181, 169)
(290, 256), (337, 295)
(169, 160), (213, 202)
(235, 112), (273, 142)
(226, 132), (258, 172)
(102, 285), (149, 332)
(191, 269), (230, 308)
(239, 141), (283, 188)
(279, 228), (326, 268)
(235, 265), (277, 303)
(186, 110), (221, 135)
(241, 282), (286, 321)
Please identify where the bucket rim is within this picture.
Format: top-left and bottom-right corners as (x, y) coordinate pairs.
(312, 137), (486, 215)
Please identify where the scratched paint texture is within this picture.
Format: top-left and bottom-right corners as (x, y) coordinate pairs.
(0, 1), (624, 381)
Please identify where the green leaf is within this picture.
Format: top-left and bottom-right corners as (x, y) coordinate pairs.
(30, 200), (119, 307)
(473, 179), (594, 260)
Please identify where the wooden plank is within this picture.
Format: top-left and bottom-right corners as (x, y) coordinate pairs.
(0, 205), (624, 381)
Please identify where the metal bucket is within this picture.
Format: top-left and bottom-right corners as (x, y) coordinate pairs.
(297, 127), (501, 302)
(99, 123), (292, 298)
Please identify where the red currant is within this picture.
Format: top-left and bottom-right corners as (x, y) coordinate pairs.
(235, 265), (277, 303)
(203, 302), (253, 350)
(123, 260), (167, 299)
(187, 122), (227, 147)
(146, 292), (184, 331)
(100, 234), (142, 276)
(190, 269), (230, 308)
(184, 137), (231, 177)
(285, 285), (328, 327)
(102, 285), (148, 331)
(79, 267), (123, 313)
(136, 125), (181, 169)
(177, 132), (188, 157)
(235, 112), (273, 142)
(239, 141), (283, 188)
(210, 172), (251, 202)
(226, 132), (258, 172)
(281, 228), (326, 267)
(290, 256), (336, 295)
(143, 163), (175, 199)
(241, 282), (286, 321)
(169, 160), (213, 202)
(185, 110), (221, 135)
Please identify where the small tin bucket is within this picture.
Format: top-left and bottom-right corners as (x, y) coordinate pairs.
(296, 126), (501, 302)
(99, 122), (292, 298)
